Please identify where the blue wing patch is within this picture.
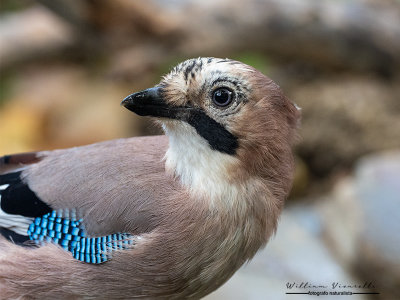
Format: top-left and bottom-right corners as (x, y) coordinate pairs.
(27, 211), (134, 264)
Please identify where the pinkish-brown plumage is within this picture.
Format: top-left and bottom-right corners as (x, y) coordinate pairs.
(0, 57), (300, 299)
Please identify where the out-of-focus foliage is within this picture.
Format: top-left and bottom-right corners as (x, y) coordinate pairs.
(0, 0), (32, 13)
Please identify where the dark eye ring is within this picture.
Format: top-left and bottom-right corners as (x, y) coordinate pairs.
(212, 88), (233, 107)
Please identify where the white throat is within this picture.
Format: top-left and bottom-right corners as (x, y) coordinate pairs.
(163, 122), (242, 205)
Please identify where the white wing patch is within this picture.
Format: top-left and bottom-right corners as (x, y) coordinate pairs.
(0, 184), (33, 236)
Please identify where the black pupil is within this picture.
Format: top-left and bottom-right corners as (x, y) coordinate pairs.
(213, 88), (232, 107)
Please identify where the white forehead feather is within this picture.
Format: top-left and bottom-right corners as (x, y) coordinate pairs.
(161, 57), (253, 94)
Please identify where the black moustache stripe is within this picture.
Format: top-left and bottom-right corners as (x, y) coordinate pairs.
(165, 108), (238, 155)
(186, 109), (238, 155)
(123, 88), (238, 155)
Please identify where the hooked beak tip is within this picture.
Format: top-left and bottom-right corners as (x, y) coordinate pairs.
(121, 95), (133, 107)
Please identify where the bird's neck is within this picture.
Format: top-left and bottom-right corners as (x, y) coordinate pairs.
(162, 123), (271, 221)
(163, 123), (245, 205)
(162, 124), (281, 295)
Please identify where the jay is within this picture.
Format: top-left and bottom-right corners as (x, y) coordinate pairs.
(0, 57), (300, 299)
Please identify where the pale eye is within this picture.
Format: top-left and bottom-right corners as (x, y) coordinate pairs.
(212, 88), (233, 107)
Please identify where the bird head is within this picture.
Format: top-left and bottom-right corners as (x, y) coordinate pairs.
(122, 57), (300, 205)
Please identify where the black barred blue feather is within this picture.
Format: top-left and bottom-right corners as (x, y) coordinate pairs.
(27, 211), (134, 264)
(1, 171), (134, 264)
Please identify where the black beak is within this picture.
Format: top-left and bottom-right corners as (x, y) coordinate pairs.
(122, 87), (239, 155)
(121, 87), (174, 117)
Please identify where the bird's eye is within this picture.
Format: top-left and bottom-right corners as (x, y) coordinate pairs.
(212, 88), (233, 107)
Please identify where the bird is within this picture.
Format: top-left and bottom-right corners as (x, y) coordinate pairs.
(0, 57), (300, 299)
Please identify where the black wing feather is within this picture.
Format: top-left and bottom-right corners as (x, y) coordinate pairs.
(0, 171), (52, 217)
(0, 227), (30, 244)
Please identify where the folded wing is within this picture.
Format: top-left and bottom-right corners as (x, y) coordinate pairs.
(0, 135), (175, 263)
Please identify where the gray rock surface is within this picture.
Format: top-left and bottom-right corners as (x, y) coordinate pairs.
(317, 151), (400, 299)
(205, 208), (366, 300)
(355, 151), (400, 299)
(316, 179), (363, 268)
(355, 151), (400, 268)
(0, 6), (73, 69)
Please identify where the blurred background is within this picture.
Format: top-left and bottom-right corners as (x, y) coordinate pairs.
(0, 0), (399, 299)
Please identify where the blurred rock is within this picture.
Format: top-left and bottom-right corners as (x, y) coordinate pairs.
(107, 45), (166, 84)
(316, 179), (363, 268)
(317, 151), (400, 299)
(205, 208), (366, 300)
(3, 0), (400, 76)
(0, 6), (74, 69)
(36, 0), (183, 50)
(355, 151), (400, 299)
(0, 65), (148, 155)
(181, 0), (400, 76)
(293, 76), (400, 176)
